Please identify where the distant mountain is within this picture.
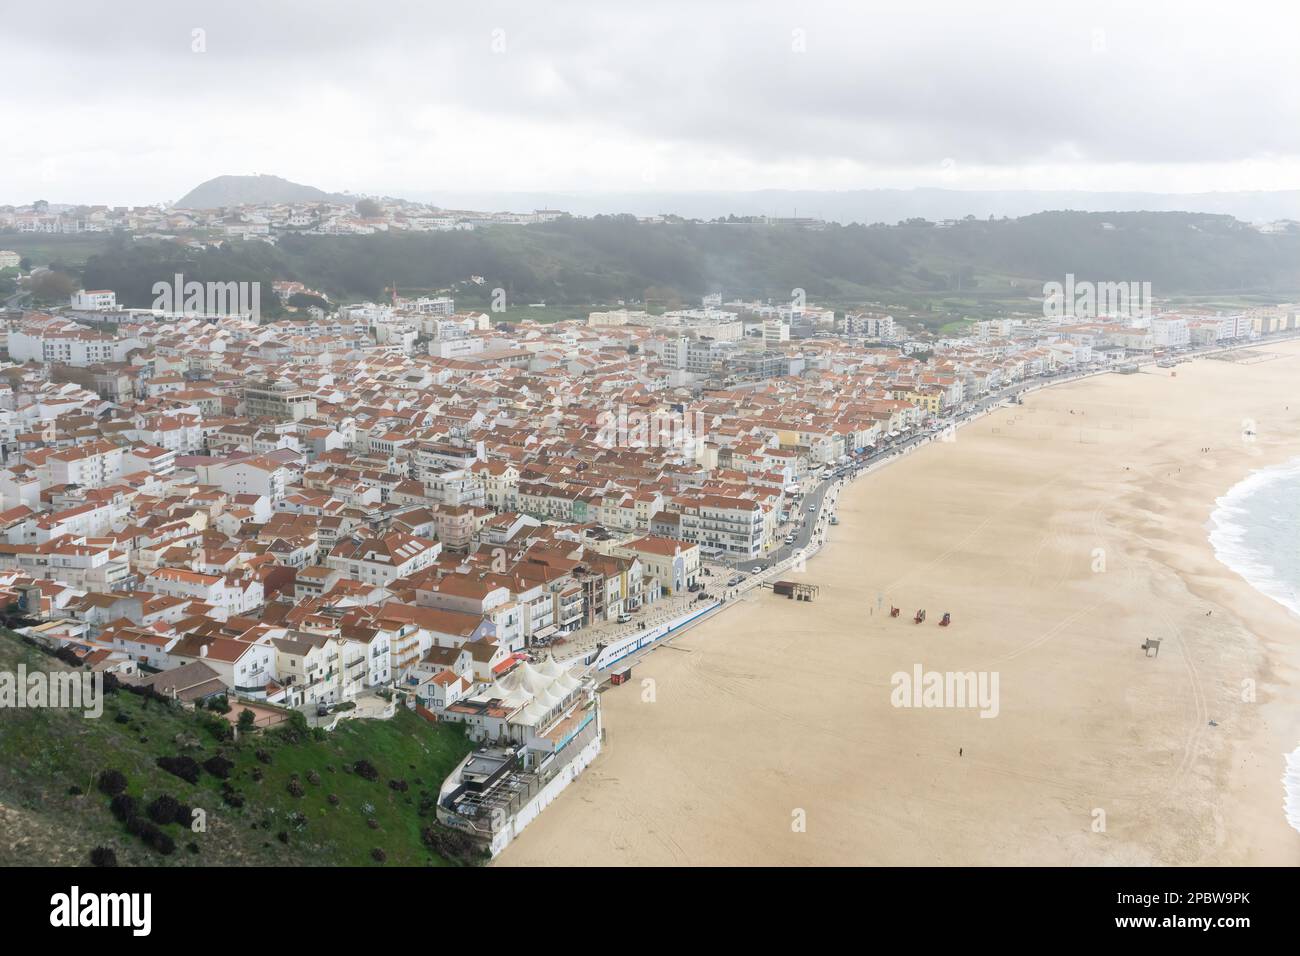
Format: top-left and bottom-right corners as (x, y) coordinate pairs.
(408, 187), (1300, 225)
(174, 174), (351, 210)
(82, 210), (1300, 315)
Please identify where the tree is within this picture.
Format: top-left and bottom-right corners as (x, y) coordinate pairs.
(237, 708), (256, 732)
(25, 270), (77, 304)
(355, 198), (381, 218)
(287, 291), (330, 313)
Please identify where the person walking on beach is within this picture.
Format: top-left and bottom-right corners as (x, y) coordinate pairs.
(959, 748), (963, 757)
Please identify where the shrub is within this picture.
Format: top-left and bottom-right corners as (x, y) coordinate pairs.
(136, 822), (175, 856)
(371, 847), (387, 863)
(353, 760), (379, 781)
(156, 755), (201, 784)
(237, 708), (256, 732)
(286, 778), (305, 798)
(203, 755), (234, 780)
(276, 710), (309, 743)
(421, 824), (490, 865)
(89, 847), (117, 867)
(203, 714), (234, 742)
(109, 794), (137, 823)
(54, 646), (83, 668)
(327, 793), (340, 806)
(306, 770), (321, 786)
(388, 779), (409, 793)
(97, 769), (128, 796)
(146, 795), (182, 826)
(255, 749), (272, 765)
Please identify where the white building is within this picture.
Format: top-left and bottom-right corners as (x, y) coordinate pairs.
(1151, 316), (1190, 348)
(70, 289), (118, 311)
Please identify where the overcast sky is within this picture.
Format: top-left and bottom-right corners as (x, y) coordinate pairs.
(4, 0), (1299, 205)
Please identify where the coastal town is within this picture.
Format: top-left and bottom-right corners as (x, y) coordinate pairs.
(8, 0), (1300, 936)
(0, 253), (1297, 854)
(0, 195), (812, 240)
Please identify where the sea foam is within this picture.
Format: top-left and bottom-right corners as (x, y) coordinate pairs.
(1208, 457), (1300, 617)
(1209, 458), (1300, 835)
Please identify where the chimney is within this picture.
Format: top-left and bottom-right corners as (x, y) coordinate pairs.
(199, 644), (208, 658)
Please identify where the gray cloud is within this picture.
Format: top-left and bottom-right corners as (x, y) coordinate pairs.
(4, 0), (1298, 203)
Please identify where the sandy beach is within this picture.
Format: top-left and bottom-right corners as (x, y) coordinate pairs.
(499, 343), (1300, 866)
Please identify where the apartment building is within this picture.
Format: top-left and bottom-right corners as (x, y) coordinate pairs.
(244, 380), (319, 421)
(326, 530), (441, 586)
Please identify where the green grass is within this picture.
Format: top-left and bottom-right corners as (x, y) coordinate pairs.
(0, 233), (117, 268)
(0, 630), (477, 867)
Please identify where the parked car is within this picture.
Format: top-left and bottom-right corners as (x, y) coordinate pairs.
(750, 566), (762, 575)
(617, 613), (632, 624)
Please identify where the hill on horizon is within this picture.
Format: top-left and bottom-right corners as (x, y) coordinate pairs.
(77, 209), (1300, 324)
(174, 174), (351, 210)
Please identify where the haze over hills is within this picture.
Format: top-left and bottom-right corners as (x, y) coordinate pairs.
(162, 174), (1300, 224)
(79, 210), (1300, 315)
(413, 188), (1300, 225)
(173, 174), (352, 210)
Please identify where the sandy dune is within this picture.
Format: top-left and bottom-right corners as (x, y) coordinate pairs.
(500, 344), (1300, 866)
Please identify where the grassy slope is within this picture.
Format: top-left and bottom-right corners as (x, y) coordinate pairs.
(0, 631), (475, 867)
(0, 234), (116, 268)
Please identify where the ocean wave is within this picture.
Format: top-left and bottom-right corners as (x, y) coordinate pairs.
(1208, 457), (1300, 618)
(1286, 746), (1300, 836)
(1210, 462), (1300, 837)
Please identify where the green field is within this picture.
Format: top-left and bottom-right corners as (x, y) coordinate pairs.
(0, 233), (116, 269)
(0, 631), (479, 867)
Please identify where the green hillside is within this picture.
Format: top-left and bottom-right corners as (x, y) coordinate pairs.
(69, 211), (1300, 318)
(0, 631), (480, 867)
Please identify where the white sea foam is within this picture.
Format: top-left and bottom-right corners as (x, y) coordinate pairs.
(1208, 458), (1300, 835)
(1286, 746), (1300, 836)
(1207, 457), (1300, 617)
